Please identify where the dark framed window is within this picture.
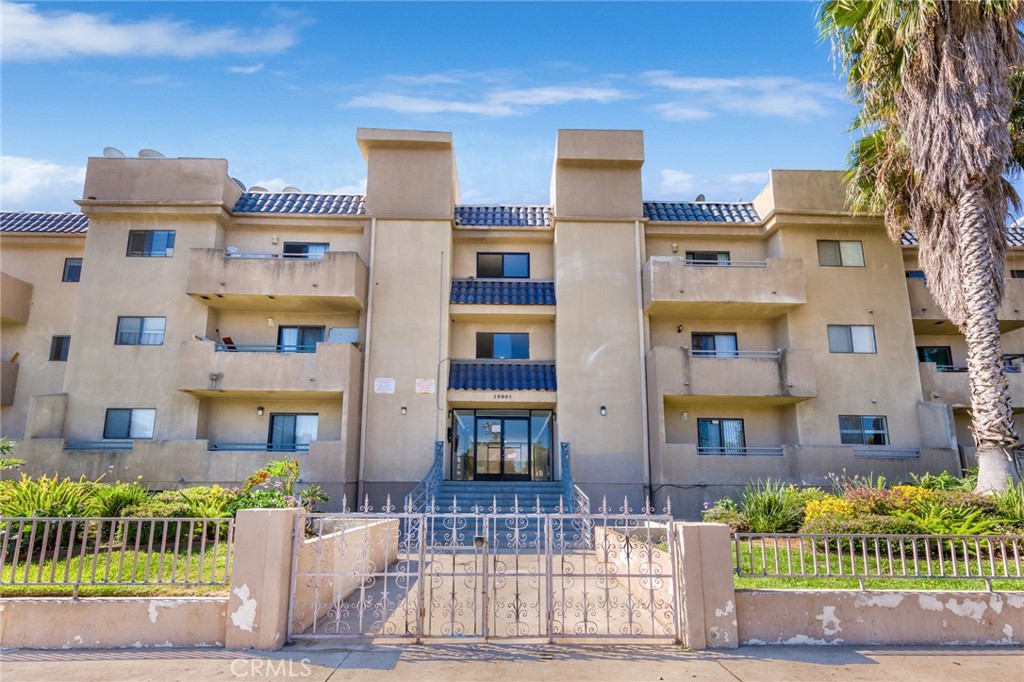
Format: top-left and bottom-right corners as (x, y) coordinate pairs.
(476, 332), (529, 359)
(62, 258), (82, 282)
(691, 332), (738, 357)
(1011, 270), (1024, 279)
(103, 408), (156, 439)
(49, 336), (71, 361)
(268, 413), (318, 452)
(685, 251), (730, 265)
(827, 324), (876, 353)
(817, 240), (865, 267)
(277, 326), (324, 353)
(477, 252), (530, 278)
(115, 316), (165, 345)
(917, 346), (953, 368)
(905, 270), (926, 280)
(839, 415), (889, 445)
(698, 418), (746, 455)
(282, 242), (329, 259)
(127, 230), (175, 257)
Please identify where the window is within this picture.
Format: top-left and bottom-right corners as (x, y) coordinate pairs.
(126, 230), (175, 257)
(103, 408), (156, 439)
(62, 258), (82, 282)
(905, 270), (926, 280)
(827, 324), (876, 353)
(115, 317), (166, 346)
(839, 415), (889, 445)
(1011, 270), (1024, 279)
(698, 418), (746, 454)
(282, 242), (329, 259)
(817, 240), (865, 267)
(476, 252), (530, 278)
(268, 413), (318, 452)
(277, 326), (324, 353)
(691, 332), (738, 358)
(49, 336), (71, 361)
(477, 332), (529, 359)
(917, 346), (953, 367)
(685, 251), (730, 266)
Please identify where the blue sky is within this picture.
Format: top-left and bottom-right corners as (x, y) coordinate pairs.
(3, 1), (866, 211)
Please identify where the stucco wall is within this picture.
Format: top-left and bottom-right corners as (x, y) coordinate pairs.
(737, 590), (1024, 646)
(0, 597), (227, 649)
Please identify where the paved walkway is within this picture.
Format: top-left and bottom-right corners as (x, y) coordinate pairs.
(1, 644), (1021, 681)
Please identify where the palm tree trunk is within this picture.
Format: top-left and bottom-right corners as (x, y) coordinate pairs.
(957, 184), (1019, 492)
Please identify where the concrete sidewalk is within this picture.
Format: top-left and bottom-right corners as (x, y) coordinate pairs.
(0, 644), (1021, 682)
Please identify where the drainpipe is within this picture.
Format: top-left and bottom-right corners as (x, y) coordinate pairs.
(435, 249), (446, 443)
(356, 217), (377, 503)
(635, 219), (653, 509)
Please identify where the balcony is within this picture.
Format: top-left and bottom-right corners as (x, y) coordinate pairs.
(919, 361), (1024, 408)
(176, 340), (360, 398)
(648, 346), (816, 404)
(907, 277), (1024, 333)
(185, 249), (367, 312)
(643, 257), (805, 319)
(1, 360), (18, 405)
(1, 272), (32, 325)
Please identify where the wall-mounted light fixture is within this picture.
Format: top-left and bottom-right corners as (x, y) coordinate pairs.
(272, 235), (279, 245)
(682, 412), (689, 422)
(256, 406), (264, 416)
(600, 405), (607, 416)
(676, 324), (684, 334)
(671, 243), (679, 253)
(401, 405), (408, 415)
(266, 318), (274, 327)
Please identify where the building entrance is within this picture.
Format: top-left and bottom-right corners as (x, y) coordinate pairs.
(451, 409), (553, 481)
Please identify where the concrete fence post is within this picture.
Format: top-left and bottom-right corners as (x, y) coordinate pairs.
(224, 508), (301, 650)
(675, 522), (738, 649)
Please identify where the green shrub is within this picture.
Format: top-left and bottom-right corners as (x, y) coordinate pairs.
(800, 513), (923, 551)
(701, 498), (751, 532)
(991, 482), (1024, 529)
(909, 469), (977, 491)
(0, 474), (100, 518)
(227, 488), (292, 514)
(177, 485), (235, 518)
(739, 479), (805, 533)
(94, 481), (151, 517)
(895, 500), (1007, 536)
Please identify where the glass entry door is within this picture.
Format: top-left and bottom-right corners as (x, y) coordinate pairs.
(475, 416), (531, 481)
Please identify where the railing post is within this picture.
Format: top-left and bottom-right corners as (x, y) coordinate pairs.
(224, 508), (301, 650)
(675, 522), (737, 649)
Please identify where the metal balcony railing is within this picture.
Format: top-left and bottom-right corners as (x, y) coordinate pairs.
(64, 440), (134, 451)
(690, 349), (782, 360)
(207, 442), (310, 452)
(214, 344), (318, 353)
(697, 446), (784, 456)
(683, 259), (768, 268)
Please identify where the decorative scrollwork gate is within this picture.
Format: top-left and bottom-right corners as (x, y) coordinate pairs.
(287, 497), (680, 643)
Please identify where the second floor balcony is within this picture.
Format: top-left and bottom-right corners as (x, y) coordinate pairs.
(176, 340), (360, 398)
(919, 360), (1024, 408)
(907, 276), (1024, 333)
(642, 257), (806, 319)
(648, 345), (817, 403)
(1, 272), (32, 325)
(186, 248), (367, 313)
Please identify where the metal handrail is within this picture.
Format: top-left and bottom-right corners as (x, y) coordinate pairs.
(208, 442), (310, 452)
(733, 532), (1023, 590)
(560, 442), (590, 513)
(64, 440), (133, 451)
(697, 446), (784, 456)
(224, 251), (325, 260)
(690, 349), (781, 360)
(215, 343), (319, 353)
(404, 441), (444, 512)
(682, 258), (768, 268)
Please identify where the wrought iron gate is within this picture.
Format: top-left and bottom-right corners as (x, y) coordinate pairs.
(287, 498), (680, 643)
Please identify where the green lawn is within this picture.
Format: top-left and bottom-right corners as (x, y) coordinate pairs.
(0, 540), (232, 597)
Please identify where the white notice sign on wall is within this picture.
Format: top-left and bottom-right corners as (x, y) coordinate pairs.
(415, 379), (436, 395)
(374, 377), (396, 394)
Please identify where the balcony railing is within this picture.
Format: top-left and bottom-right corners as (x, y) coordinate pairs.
(64, 440), (134, 451)
(215, 343), (319, 353)
(691, 349), (781, 360)
(207, 442), (311, 452)
(683, 259), (768, 268)
(697, 446), (784, 456)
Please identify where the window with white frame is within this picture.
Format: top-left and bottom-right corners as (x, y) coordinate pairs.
(115, 317), (166, 346)
(103, 408), (156, 439)
(827, 324), (876, 353)
(817, 240), (865, 267)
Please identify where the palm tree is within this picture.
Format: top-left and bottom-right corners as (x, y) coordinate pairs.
(819, 0), (1024, 492)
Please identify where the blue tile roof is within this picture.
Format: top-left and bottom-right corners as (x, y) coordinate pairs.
(900, 226), (1024, 248)
(449, 361), (557, 391)
(450, 279), (555, 305)
(0, 212), (89, 234)
(643, 201), (759, 223)
(455, 205), (552, 227)
(233, 193), (366, 215)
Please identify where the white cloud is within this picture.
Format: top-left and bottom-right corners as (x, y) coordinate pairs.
(249, 177), (290, 192)
(1, 156), (86, 206)
(644, 70), (842, 120)
(725, 171), (769, 185)
(659, 170), (697, 195)
(650, 103), (712, 121)
(1, 2), (296, 61)
(346, 84), (630, 118)
(329, 178), (367, 195)
(228, 63), (264, 75)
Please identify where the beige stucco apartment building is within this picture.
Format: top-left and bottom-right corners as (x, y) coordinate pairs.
(3, 128), (1023, 516)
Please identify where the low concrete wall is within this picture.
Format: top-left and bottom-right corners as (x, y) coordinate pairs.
(0, 597), (227, 649)
(291, 518), (400, 634)
(736, 590), (1024, 646)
